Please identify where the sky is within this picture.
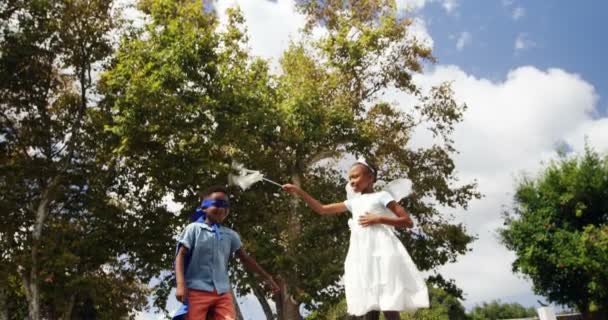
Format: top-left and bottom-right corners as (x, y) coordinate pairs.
(136, 0), (608, 318)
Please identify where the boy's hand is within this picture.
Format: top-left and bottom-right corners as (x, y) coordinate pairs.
(176, 285), (186, 303)
(281, 184), (300, 195)
(267, 277), (280, 294)
(359, 213), (382, 227)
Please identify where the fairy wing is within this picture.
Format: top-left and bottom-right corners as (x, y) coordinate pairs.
(383, 178), (413, 202)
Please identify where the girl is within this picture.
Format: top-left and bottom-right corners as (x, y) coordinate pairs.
(282, 159), (429, 319)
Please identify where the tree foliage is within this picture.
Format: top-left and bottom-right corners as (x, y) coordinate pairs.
(306, 286), (468, 320)
(468, 300), (537, 320)
(102, 0), (479, 318)
(100, 0), (280, 314)
(501, 146), (608, 319)
(0, 0), (177, 318)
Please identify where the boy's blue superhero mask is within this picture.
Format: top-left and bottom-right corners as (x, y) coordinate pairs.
(192, 198), (229, 240)
(202, 198), (230, 209)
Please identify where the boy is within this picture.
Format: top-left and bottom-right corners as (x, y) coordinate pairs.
(175, 186), (279, 319)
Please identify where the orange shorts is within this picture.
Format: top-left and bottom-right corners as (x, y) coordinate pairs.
(186, 289), (236, 320)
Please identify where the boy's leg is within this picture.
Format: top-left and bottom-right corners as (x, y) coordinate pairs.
(211, 292), (236, 320)
(186, 289), (214, 320)
(206, 308), (215, 320)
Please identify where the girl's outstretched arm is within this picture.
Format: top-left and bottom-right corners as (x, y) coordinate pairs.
(358, 201), (414, 228)
(282, 184), (347, 215)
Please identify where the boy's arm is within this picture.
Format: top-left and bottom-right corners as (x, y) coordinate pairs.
(358, 201), (414, 229)
(175, 246), (188, 302)
(282, 184), (347, 215)
(235, 249), (280, 293)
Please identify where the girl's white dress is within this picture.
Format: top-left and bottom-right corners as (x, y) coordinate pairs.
(343, 191), (429, 316)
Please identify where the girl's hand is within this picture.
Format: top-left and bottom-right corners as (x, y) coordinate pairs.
(282, 184), (300, 195)
(359, 213), (382, 227)
(175, 284), (187, 303)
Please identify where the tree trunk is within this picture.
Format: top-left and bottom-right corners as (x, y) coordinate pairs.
(582, 308), (608, 320)
(230, 287), (244, 320)
(251, 280), (275, 319)
(61, 294), (76, 320)
(274, 172), (303, 320)
(24, 199), (50, 320)
(287, 172), (303, 247)
(0, 287), (8, 320)
(23, 260), (41, 320)
(274, 279), (300, 320)
(23, 179), (58, 320)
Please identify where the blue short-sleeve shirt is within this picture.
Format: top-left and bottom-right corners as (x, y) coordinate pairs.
(178, 222), (242, 294)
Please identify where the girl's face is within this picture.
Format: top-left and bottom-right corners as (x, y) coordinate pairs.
(205, 192), (229, 224)
(348, 164), (374, 193)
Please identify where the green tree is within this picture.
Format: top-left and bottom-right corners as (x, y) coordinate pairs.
(100, 0), (279, 315)
(468, 300), (537, 320)
(233, 1), (479, 318)
(404, 286), (468, 320)
(305, 298), (348, 320)
(501, 146), (608, 320)
(0, 0), (177, 318)
(103, 0), (479, 318)
(306, 286), (467, 320)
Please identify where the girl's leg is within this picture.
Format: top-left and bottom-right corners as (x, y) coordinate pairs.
(382, 311), (400, 320)
(363, 311), (380, 320)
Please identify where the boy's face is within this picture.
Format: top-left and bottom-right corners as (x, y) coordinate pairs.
(204, 192), (229, 224)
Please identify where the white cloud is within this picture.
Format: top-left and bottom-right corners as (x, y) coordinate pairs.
(565, 118), (608, 153)
(396, 0), (429, 12)
(512, 6), (526, 20)
(396, 0), (458, 14)
(217, 1), (435, 63)
(215, 0), (307, 66)
(456, 31), (472, 51)
(442, 0), (459, 14)
(410, 18), (435, 49)
(515, 33), (536, 52)
(401, 65), (607, 307)
(502, 0), (525, 21)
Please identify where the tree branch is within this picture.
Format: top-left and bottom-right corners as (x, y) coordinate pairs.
(251, 282), (275, 319)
